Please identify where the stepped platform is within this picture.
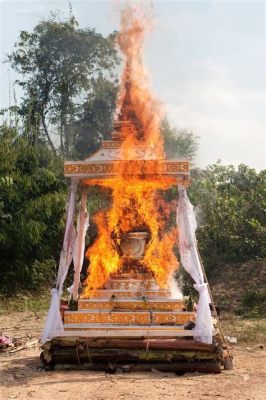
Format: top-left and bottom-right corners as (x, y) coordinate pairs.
(64, 275), (193, 328)
(41, 274), (226, 372)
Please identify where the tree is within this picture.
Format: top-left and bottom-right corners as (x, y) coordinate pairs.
(71, 75), (118, 159)
(0, 123), (66, 292)
(188, 163), (266, 273)
(7, 14), (118, 157)
(161, 118), (199, 161)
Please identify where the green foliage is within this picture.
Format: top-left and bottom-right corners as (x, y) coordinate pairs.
(71, 76), (118, 159)
(0, 124), (66, 292)
(7, 13), (119, 157)
(236, 288), (266, 317)
(188, 163), (266, 273)
(161, 118), (199, 161)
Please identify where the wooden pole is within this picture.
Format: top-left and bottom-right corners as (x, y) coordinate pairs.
(72, 187), (89, 301)
(195, 245), (233, 368)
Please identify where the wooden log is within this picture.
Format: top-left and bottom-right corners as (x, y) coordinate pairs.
(52, 348), (220, 363)
(50, 337), (216, 353)
(41, 341), (52, 351)
(52, 361), (222, 373)
(40, 350), (54, 368)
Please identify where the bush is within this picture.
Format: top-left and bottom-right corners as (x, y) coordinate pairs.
(189, 163), (266, 275)
(0, 124), (66, 293)
(236, 288), (266, 318)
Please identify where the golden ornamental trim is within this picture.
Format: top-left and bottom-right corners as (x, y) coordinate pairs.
(101, 141), (122, 149)
(64, 160), (190, 176)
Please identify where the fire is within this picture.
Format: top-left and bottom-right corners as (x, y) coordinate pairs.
(117, 5), (164, 159)
(82, 6), (179, 297)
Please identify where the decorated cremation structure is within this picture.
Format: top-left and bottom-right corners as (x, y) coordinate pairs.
(41, 7), (232, 372)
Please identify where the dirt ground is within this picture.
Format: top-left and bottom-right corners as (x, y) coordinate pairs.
(0, 312), (265, 400)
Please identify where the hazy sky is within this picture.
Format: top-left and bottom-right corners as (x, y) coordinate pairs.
(0, 0), (265, 170)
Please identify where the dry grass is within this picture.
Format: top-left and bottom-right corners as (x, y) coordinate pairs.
(220, 313), (266, 344)
(0, 292), (50, 315)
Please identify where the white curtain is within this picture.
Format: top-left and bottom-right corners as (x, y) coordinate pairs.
(177, 185), (214, 344)
(41, 179), (77, 343)
(72, 188), (89, 300)
(41, 289), (64, 343)
(56, 179), (78, 293)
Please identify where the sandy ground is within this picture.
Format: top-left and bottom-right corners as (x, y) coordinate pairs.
(0, 312), (266, 400)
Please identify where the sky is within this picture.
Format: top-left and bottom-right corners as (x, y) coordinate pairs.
(0, 0), (265, 170)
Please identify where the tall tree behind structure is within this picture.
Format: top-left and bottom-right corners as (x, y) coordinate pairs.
(7, 14), (119, 157)
(71, 75), (119, 159)
(161, 118), (199, 161)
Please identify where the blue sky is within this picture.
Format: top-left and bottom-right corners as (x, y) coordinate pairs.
(0, 0), (265, 170)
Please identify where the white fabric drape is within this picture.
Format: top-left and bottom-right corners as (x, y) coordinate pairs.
(56, 179), (78, 293)
(41, 179), (77, 343)
(72, 188), (89, 300)
(177, 185), (213, 344)
(40, 289), (64, 343)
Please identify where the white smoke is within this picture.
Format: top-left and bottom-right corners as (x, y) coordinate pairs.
(169, 277), (183, 299)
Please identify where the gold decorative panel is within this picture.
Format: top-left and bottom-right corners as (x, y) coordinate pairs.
(152, 312), (195, 325)
(102, 141), (122, 149)
(64, 310), (194, 326)
(84, 290), (172, 299)
(64, 311), (150, 325)
(64, 160), (189, 177)
(78, 300), (184, 311)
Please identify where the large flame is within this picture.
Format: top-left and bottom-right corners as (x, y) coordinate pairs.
(82, 6), (179, 297)
(117, 5), (164, 159)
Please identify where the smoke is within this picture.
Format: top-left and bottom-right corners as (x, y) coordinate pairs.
(169, 277), (183, 299)
(194, 205), (204, 227)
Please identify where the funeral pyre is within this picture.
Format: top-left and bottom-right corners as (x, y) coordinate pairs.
(82, 6), (179, 297)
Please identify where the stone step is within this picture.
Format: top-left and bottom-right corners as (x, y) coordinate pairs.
(64, 310), (195, 325)
(82, 289), (172, 299)
(78, 299), (184, 311)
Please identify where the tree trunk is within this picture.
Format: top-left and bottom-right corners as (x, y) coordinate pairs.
(41, 113), (56, 154)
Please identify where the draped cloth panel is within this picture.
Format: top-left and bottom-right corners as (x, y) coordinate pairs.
(41, 179), (78, 343)
(56, 179), (78, 293)
(177, 185), (213, 344)
(41, 289), (64, 343)
(72, 188), (89, 300)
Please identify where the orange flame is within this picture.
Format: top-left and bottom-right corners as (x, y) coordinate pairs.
(117, 4), (164, 160)
(82, 6), (179, 297)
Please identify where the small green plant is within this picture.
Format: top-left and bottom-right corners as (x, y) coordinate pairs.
(68, 298), (78, 311)
(184, 293), (194, 312)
